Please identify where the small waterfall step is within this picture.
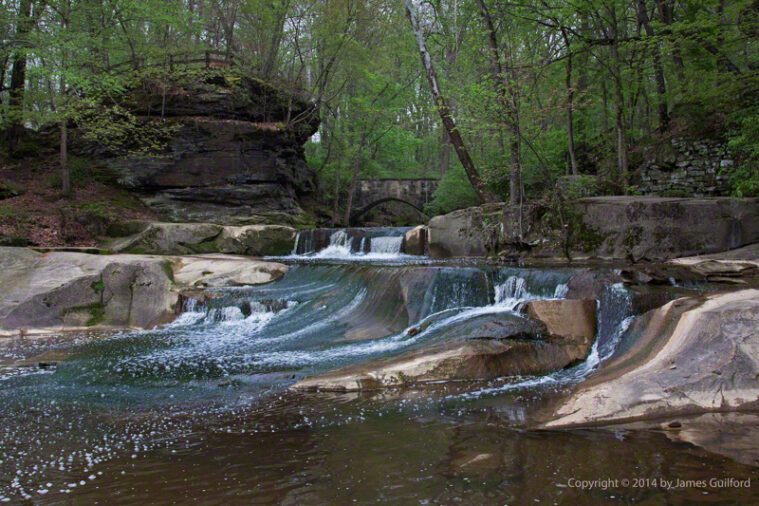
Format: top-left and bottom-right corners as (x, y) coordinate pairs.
(291, 227), (414, 258)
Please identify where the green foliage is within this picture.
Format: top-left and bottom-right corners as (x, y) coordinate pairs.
(0, 182), (24, 199)
(726, 163), (759, 197)
(3, 0), (759, 212)
(726, 105), (759, 197)
(0, 205), (17, 219)
(425, 166), (480, 215)
(83, 303), (106, 327)
(161, 261), (175, 283)
(560, 175), (602, 199)
(90, 280), (105, 294)
(46, 158), (116, 188)
(70, 101), (181, 156)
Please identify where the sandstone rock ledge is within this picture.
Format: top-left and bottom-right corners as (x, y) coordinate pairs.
(293, 299), (596, 392)
(107, 222), (296, 256)
(0, 247), (286, 336)
(544, 289), (759, 428)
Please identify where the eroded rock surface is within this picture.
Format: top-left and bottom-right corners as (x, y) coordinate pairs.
(402, 225), (428, 256)
(294, 303), (596, 392)
(108, 222), (296, 256)
(0, 247), (286, 334)
(544, 289), (759, 428)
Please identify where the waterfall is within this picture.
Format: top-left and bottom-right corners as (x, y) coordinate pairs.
(370, 236), (403, 254)
(281, 227), (416, 259)
(312, 230), (354, 258)
(291, 232), (301, 255)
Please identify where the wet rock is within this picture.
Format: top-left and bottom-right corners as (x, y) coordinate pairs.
(108, 222), (295, 256)
(565, 270), (622, 300)
(661, 412), (759, 466)
(0, 247), (286, 334)
(173, 255), (287, 288)
(216, 225), (296, 256)
(292, 313), (590, 392)
(398, 269), (437, 324)
(544, 289), (759, 428)
(402, 225), (428, 255)
(524, 299), (597, 345)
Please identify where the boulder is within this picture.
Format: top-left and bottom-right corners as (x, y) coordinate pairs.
(401, 225), (428, 255)
(571, 197), (759, 261)
(0, 249), (178, 332)
(428, 203), (505, 258)
(109, 222), (296, 256)
(666, 258), (759, 280)
(427, 197), (759, 261)
(544, 289), (759, 428)
(524, 299), (597, 345)
(0, 247), (287, 334)
(216, 225), (297, 256)
(111, 222), (224, 254)
(293, 313), (591, 392)
(565, 270), (623, 299)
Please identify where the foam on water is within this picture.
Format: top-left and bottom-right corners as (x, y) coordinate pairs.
(452, 283), (636, 400)
(284, 228), (417, 261)
(0, 263), (637, 502)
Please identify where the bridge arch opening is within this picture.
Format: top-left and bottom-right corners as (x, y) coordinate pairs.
(350, 197), (429, 226)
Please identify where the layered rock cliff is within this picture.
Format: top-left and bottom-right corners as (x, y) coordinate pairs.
(106, 70), (319, 226)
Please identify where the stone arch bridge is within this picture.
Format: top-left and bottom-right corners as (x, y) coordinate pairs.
(352, 178), (439, 223)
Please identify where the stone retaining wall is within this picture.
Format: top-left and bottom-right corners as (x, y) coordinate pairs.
(637, 137), (733, 196)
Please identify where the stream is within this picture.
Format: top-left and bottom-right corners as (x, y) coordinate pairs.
(1, 227), (758, 504)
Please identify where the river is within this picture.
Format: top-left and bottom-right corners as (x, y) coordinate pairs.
(1, 228), (757, 504)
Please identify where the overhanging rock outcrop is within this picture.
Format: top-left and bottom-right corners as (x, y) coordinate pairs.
(107, 71), (319, 226)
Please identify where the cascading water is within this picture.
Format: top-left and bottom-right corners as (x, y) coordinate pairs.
(285, 227), (415, 259)
(0, 256), (644, 503)
(453, 279), (636, 400)
(369, 236), (403, 254)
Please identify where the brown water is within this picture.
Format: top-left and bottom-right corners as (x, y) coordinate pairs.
(60, 395), (759, 505)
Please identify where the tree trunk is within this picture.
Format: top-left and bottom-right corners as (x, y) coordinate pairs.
(561, 29), (578, 175)
(655, 0), (685, 81)
(59, 0), (71, 195)
(440, 128), (451, 177)
(475, 0), (520, 205)
(439, 46), (457, 178)
(606, 6), (629, 189)
(332, 171), (341, 227)
(403, 0), (496, 204)
(637, 0), (669, 130)
(343, 142), (365, 227)
(60, 119), (70, 195)
(6, 0), (35, 157)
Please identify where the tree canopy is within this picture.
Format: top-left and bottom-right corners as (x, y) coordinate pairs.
(1, 0), (757, 214)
